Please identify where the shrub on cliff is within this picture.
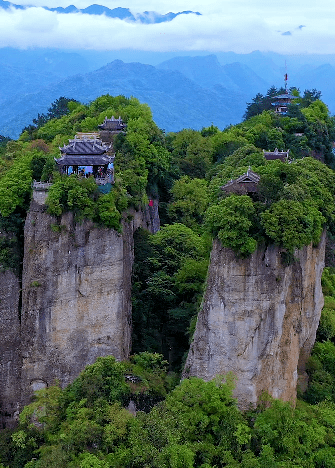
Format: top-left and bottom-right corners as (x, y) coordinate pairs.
(261, 199), (325, 251)
(205, 194), (257, 256)
(46, 175), (128, 231)
(46, 174), (98, 218)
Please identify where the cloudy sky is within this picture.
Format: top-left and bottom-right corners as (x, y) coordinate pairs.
(0, 0), (333, 54)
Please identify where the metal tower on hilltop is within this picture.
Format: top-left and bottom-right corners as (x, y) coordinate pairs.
(284, 61), (288, 93)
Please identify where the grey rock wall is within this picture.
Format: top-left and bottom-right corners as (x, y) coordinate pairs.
(183, 233), (326, 409)
(19, 200), (158, 406)
(0, 269), (21, 428)
(0, 186), (326, 421)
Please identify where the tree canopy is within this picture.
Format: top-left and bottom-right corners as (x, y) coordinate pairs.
(1, 91), (335, 467)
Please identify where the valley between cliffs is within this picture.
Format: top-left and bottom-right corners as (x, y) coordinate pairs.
(0, 193), (327, 425)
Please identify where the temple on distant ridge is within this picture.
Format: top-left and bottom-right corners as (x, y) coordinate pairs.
(271, 70), (298, 115)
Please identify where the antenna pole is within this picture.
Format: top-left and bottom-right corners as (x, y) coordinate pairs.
(284, 61), (288, 93)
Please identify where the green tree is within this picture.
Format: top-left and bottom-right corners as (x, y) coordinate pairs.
(0, 153), (32, 217)
(300, 89), (322, 108)
(168, 176), (209, 232)
(169, 129), (213, 179)
(47, 97), (79, 120)
(261, 199), (325, 251)
(63, 356), (129, 408)
(132, 224), (209, 367)
(243, 86), (286, 120)
(254, 399), (328, 463)
(206, 195), (257, 256)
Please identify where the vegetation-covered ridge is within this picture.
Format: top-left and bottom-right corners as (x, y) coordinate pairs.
(1, 91), (335, 364)
(132, 97), (335, 370)
(1, 350), (335, 467)
(0, 89), (335, 465)
(205, 97), (335, 256)
(0, 90), (334, 252)
(0, 95), (172, 234)
(2, 261), (335, 468)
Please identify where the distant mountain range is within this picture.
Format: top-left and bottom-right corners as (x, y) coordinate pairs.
(0, 1), (201, 23)
(0, 59), (246, 137)
(1, 48), (335, 138)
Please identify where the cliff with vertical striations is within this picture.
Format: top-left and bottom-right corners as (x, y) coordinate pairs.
(0, 269), (21, 428)
(183, 233), (326, 409)
(0, 186), (326, 422)
(0, 191), (160, 423)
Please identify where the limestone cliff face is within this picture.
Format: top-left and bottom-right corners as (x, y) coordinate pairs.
(19, 195), (159, 406)
(0, 269), (21, 427)
(183, 233), (326, 409)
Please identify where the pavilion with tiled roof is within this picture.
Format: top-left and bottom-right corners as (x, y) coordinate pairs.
(271, 93), (298, 115)
(98, 116), (126, 132)
(55, 136), (114, 179)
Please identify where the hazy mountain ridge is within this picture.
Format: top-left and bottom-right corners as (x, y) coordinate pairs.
(0, 60), (246, 137)
(2, 49), (335, 137)
(0, 1), (201, 23)
(158, 55), (268, 96)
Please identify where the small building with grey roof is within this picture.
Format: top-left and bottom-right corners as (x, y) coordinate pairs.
(263, 148), (290, 162)
(221, 168), (260, 195)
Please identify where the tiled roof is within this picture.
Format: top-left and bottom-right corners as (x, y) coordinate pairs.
(98, 115), (127, 131)
(60, 139), (111, 155)
(222, 168), (260, 190)
(271, 94), (298, 100)
(263, 148), (289, 161)
(55, 154), (114, 166)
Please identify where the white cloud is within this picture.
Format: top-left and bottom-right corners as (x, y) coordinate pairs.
(0, 1), (334, 54)
(16, 7), (59, 32)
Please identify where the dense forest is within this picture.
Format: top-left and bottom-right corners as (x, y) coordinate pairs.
(1, 89), (335, 466)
